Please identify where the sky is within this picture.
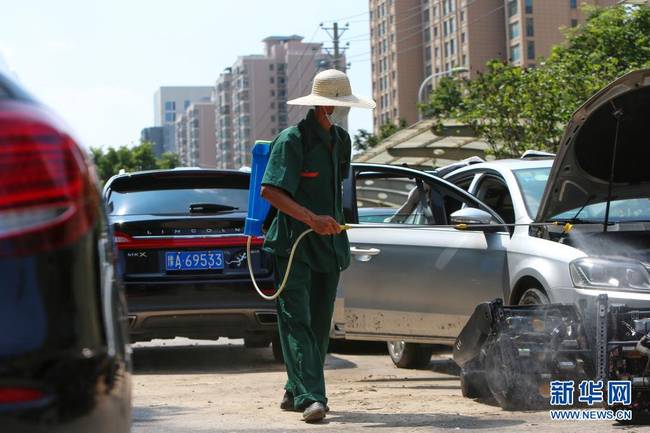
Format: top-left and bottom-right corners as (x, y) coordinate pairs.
(2, 0), (372, 150)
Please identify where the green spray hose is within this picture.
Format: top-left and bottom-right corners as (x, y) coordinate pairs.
(246, 221), (574, 301)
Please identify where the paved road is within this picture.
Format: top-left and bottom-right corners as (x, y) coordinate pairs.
(131, 338), (647, 432)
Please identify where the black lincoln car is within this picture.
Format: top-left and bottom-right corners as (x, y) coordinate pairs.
(0, 68), (131, 430)
(103, 169), (281, 360)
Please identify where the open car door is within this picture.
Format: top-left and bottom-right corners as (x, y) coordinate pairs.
(338, 163), (510, 344)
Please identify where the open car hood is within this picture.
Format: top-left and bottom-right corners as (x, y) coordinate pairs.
(536, 69), (650, 223)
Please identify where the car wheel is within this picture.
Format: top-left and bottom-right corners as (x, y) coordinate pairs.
(459, 360), (490, 399)
(484, 333), (547, 410)
(518, 287), (550, 305)
(387, 341), (432, 369)
(244, 337), (270, 348)
(271, 336), (284, 363)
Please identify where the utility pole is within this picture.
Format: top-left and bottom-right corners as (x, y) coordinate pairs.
(333, 22), (340, 70)
(321, 22), (349, 71)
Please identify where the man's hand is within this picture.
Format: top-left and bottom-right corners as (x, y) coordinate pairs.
(309, 215), (342, 235)
(261, 185), (342, 236)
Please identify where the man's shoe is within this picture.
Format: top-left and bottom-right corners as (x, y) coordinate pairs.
(280, 391), (295, 411)
(302, 401), (326, 423)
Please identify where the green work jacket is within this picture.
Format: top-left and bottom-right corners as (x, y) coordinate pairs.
(261, 109), (351, 273)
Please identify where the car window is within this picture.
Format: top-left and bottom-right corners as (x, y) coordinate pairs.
(355, 172), (434, 225)
(450, 174), (475, 192)
(475, 175), (515, 224)
(552, 198), (650, 223)
(106, 173), (250, 216)
(512, 167), (550, 218)
(354, 168), (501, 227)
(107, 188), (249, 216)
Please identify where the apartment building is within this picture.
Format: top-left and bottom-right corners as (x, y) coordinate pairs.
(174, 103), (217, 168)
(369, 0), (616, 133)
(187, 102), (217, 168)
(505, 0), (615, 67)
(175, 112), (189, 166)
(153, 86), (212, 153)
(213, 35), (336, 168)
(213, 68), (234, 168)
(370, 0), (423, 132)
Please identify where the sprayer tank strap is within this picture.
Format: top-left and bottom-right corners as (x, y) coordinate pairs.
(261, 109), (352, 273)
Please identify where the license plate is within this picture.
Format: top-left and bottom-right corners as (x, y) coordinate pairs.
(165, 250), (224, 271)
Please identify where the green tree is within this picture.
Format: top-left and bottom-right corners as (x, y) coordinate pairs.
(353, 118), (408, 152)
(422, 4), (650, 157)
(418, 75), (464, 120)
(353, 129), (379, 152)
(131, 141), (158, 171)
(90, 141), (182, 184)
(157, 151), (181, 169)
(460, 61), (531, 158)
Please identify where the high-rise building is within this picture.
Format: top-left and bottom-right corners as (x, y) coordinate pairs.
(187, 102), (217, 168)
(369, 0), (616, 133)
(213, 68), (234, 169)
(175, 103), (218, 168)
(175, 112), (189, 166)
(213, 35), (336, 168)
(370, 0), (424, 132)
(153, 86), (212, 153)
(505, 0), (615, 68)
(140, 126), (165, 157)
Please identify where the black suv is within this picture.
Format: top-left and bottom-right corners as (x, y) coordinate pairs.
(104, 169), (280, 359)
(0, 69), (131, 431)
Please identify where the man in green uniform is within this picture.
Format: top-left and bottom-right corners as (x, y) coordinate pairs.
(260, 69), (375, 423)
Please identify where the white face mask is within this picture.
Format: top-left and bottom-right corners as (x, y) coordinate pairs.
(325, 106), (350, 126)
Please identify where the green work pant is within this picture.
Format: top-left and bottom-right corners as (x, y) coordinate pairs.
(273, 255), (339, 409)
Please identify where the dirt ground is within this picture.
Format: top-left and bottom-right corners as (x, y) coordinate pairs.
(131, 338), (649, 433)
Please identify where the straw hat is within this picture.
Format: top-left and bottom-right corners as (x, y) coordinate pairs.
(287, 69), (376, 109)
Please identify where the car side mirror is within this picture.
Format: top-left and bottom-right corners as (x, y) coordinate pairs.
(450, 208), (497, 230)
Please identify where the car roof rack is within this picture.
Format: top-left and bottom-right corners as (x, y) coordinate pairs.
(520, 150), (555, 159)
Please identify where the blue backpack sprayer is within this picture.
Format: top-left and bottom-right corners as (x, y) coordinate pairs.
(243, 140), (347, 300)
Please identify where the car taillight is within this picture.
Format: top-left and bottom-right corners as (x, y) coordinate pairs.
(0, 101), (98, 255)
(0, 387), (45, 404)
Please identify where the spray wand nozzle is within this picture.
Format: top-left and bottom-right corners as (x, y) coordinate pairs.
(452, 221), (575, 232)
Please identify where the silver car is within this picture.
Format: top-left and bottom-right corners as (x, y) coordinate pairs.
(334, 68), (650, 369)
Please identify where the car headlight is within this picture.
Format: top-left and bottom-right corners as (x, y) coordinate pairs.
(570, 257), (650, 291)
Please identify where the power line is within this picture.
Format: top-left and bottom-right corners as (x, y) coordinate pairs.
(346, 18), (371, 24)
(353, 1), (508, 66)
(329, 10), (368, 22)
(344, 0), (502, 45)
(321, 22), (350, 70)
(338, 1), (430, 60)
(286, 21), (352, 117)
(342, 5), (433, 60)
(284, 50), (325, 116)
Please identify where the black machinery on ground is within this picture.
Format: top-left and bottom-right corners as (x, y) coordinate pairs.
(453, 295), (650, 421)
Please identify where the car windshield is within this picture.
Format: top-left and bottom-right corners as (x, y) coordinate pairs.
(551, 198), (650, 223)
(107, 188), (249, 216)
(512, 167), (551, 218)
